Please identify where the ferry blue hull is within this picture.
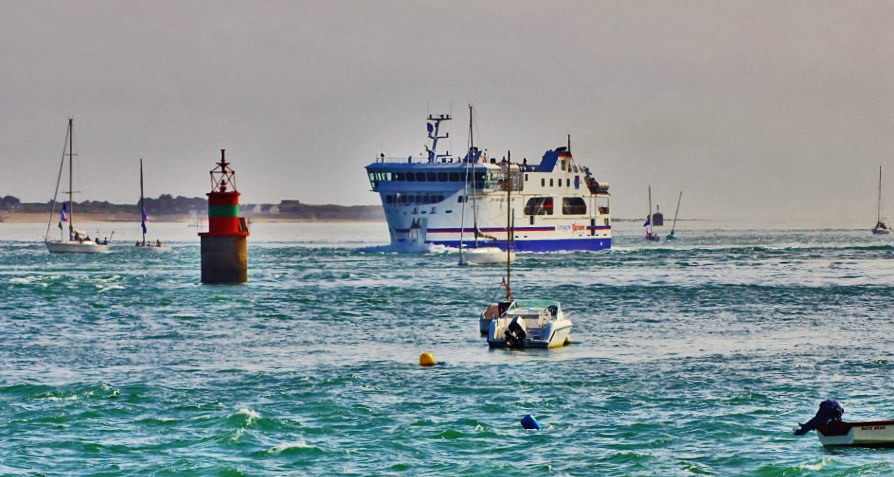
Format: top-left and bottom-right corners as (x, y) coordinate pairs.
(431, 237), (611, 252)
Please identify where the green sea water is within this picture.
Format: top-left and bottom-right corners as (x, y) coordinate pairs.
(2, 222), (894, 475)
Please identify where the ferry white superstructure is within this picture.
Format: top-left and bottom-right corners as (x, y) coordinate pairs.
(365, 113), (612, 252)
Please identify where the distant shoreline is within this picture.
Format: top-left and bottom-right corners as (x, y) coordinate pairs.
(0, 211), (385, 224)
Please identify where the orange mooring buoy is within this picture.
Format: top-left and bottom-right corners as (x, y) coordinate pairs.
(199, 149), (250, 284)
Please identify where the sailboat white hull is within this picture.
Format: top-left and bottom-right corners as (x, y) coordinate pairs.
(134, 245), (172, 253)
(46, 240), (110, 254)
(460, 247), (515, 265)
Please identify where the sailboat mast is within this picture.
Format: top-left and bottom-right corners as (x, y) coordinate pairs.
(648, 185), (653, 235)
(878, 166), (883, 224)
(469, 104), (479, 247)
(505, 151), (512, 301)
(68, 118), (74, 241)
(140, 158), (146, 244)
(671, 191), (682, 234)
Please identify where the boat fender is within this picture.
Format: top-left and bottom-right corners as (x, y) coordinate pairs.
(505, 316), (527, 348)
(521, 414), (542, 430)
(794, 399), (844, 435)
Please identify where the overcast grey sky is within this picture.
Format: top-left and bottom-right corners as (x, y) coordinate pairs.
(2, 0), (893, 226)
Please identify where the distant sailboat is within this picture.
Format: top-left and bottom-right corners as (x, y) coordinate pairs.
(644, 185), (660, 242)
(666, 191), (682, 241)
(135, 158), (171, 252)
(44, 118), (111, 254)
(872, 166), (889, 235)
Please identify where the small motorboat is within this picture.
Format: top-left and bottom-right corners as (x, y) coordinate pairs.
(794, 399), (894, 447)
(487, 299), (572, 349)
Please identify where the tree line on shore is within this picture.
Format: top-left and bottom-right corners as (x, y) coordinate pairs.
(0, 194), (383, 220)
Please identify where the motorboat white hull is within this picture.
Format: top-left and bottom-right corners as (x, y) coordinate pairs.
(46, 241), (110, 254)
(488, 319), (572, 349)
(872, 228), (890, 235)
(460, 247), (515, 265)
(818, 421), (894, 447)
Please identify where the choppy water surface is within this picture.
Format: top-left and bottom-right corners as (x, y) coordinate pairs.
(2, 222), (894, 475)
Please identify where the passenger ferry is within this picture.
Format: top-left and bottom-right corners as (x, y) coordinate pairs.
(364, 113), (612, 252)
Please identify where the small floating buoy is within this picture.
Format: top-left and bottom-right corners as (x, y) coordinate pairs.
(521, 414), (542, 430)
(419, 352), (436, 367)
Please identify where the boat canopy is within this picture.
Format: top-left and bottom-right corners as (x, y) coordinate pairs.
(508, 299), (562, 312)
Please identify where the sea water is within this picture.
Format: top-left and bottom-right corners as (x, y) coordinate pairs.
(1, 221), (893, 475)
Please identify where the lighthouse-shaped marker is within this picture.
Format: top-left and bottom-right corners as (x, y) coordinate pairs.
(199, 149), (250, 283)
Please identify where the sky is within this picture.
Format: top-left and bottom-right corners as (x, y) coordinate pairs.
(1, 0), (893, 227)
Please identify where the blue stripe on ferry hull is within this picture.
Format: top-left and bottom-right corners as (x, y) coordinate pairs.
(430, 237), (612, 252)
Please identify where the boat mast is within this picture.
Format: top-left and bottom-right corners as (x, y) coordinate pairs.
(878, 166), (883, 225)
(68, 118), (74, 241)
(648, 185), (653, 237)
(670, 191), (682, 235)
(470, 105), (479, 247)
(140, 158), (146, 245)
(505, 150), (512, 301)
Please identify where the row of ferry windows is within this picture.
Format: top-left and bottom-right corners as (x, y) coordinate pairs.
(524, 197), (588, 215)
(384, 194), (446, 205)
(542, 177), (580, 188)
(369, 171), (486, 182)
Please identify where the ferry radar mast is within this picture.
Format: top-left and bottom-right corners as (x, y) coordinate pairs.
(425, 113), (451, 163)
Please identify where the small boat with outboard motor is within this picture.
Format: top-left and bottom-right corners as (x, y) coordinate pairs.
(794, 399), (894, 447)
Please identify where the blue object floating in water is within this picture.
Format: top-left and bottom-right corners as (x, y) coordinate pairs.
(521, 414), (542, 430)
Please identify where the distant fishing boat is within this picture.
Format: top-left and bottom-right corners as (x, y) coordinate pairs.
(795, 399), (894, 447)
(134, 158), (171, 252)
(458, 105), (515, 265)
(44, 119), (112, 254)
(872, 166), (889, 235)
(666, 191), (682, 241)
(644, 185), (660, 242)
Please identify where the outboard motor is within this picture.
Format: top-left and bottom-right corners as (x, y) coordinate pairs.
(794, 399), (844, 435)
(505, 316), (527, 348)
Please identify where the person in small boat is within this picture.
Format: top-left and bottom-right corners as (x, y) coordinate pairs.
(102, 237), (108, 245)
(95, 237), (100, 244)
(156, 239), (162, 247)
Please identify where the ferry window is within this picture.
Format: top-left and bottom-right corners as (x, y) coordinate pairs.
(525, 174), (528, 182)
(399, 195), (407, 204)
(449, 172), (460, 181)
(567, 179), (570, 188)
(416, 172), (426, 181)
(561, 161), (567, 171)
(550, 179), (554, 187)
(423, 195), (431, 204)
(438, 195), (445, 202)
(437, 172), (448, 181)
(405, 172), (415, 182)
(524, 197), (554, 216)
(385, 195), (394, 204)
(426, 172), (436, 182)
(457, 195), (466, 203)
(541, 178), (545, 187)
(562, 197), (587, 215)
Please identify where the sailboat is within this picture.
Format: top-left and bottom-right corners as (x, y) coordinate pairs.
(45, 119), (111, 254)
(134, 158), (171, 252)
(666, 191), (682, 241)
(644, 185), (660, 242)
(872, 166), (889, 235)
(480, 155), (572, 349)
(458, 105), (515, 265)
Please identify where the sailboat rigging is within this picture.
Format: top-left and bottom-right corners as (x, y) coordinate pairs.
(135, 158), (171, 252)
(644, 185), (660, 242)
(458, 105), (513, 265)
(872, 166), (889, 235)
(44, 118), (111, 254)
(666, 191), (682, 241)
